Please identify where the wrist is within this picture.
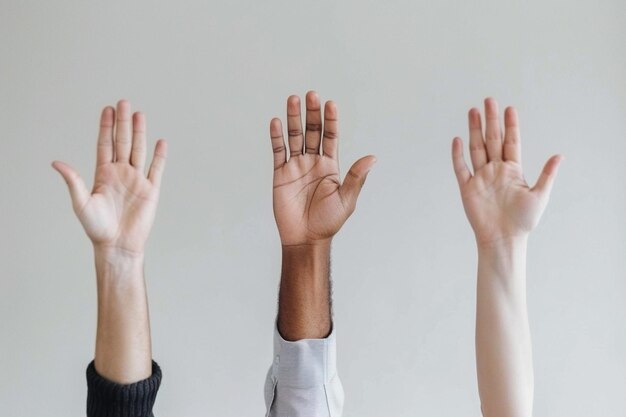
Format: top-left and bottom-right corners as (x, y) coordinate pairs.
(279, 232), (333, 249)
(94, 245), (145, 262)
(94, 246), (145, 284)
(281, 241), (331, 268)
(281, 239), (331, 252)
(477, 236), (528, 289)
(476, 234), (528, 254)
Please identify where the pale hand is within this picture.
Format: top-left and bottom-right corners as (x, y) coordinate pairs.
(451, 98), (562, 245)
(270, 91), (376, 246)
(53, 100), (167, 254)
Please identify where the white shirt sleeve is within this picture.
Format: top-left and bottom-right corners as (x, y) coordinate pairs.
(264, 325), (344, 417)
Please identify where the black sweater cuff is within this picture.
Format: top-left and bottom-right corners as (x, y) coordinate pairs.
(86, 360), (162, 417)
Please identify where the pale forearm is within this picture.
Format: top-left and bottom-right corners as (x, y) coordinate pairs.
(476, 238), (533, 417)
(278, 243), (332, 341)
(94, 247), (152, 384)
(452, 98), (559, 416)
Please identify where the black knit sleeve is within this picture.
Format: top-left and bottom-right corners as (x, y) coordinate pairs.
(86, 360), (162, 417)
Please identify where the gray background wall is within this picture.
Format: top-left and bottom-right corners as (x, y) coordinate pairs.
(1, 0), (625, 416)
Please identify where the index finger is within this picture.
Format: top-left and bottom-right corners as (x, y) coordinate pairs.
(322, 101), (339, 159)
(96, 106), (115, 166)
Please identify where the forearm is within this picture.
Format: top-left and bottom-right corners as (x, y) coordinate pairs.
(94, 247), (152, 384)
(475, 237), (533, 417)
(268, 241), (344, 416)
(278, 242), (332, 341)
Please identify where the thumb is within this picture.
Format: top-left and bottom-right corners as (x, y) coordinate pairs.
(51, 161), (89, 212)
(531, 155), (564, 198)
(338, 155), (377, 213)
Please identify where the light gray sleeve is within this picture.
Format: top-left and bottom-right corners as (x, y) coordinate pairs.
(264, 325), (344, 417)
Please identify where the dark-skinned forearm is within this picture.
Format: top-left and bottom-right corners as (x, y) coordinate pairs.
(277, 242), (332, 341)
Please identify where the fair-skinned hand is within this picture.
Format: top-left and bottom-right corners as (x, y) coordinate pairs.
(270, 91), (376, 247)
(52, 100), (167, 255)
(452, 98), (563, 246)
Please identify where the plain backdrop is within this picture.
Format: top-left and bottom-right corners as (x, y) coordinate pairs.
(1, 0), (625, 416)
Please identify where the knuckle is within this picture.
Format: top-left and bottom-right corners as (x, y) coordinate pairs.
(306, 123), (322, 132)
(323, 130), (338, 140)
(347, 170), (360, 180)
(273, 145), (286, 154)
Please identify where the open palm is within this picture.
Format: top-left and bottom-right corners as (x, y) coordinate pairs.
(452, 98), (562, 245)
(270, 92), (376, 246)
(53, 100), (167, 254)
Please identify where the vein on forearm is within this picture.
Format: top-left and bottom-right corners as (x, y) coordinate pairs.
(475, 238), (534, 417)
(93, 249), (152, 384)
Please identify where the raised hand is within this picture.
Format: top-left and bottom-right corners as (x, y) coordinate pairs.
(452, 98), (563, 417)
(53, 101), (166, 384)
(52, 100), (167, 254)
(451, 98), (562, 246)
(270, 91), (376, 247)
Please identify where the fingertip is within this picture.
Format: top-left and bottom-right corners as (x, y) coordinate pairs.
(551, 154), (564, 170)
(133, 111), (146, 128)
(484, 97), (498, 114)
(352, 155), (376, 175)
(270, 117), (282, 132)
(101, 106), (115, 125)
(287, 95), (300, 113)
(306, 90), (319, 102)
(550, 153), (564, 163)
(540, 154), (562, 177)
(452, 136), (463, 151)
(52, 159), (70, 168)
(306, 92), (321, 112)
(324, 100), (337, 117)
(504, 109), (519, 130)
(116, 99), (131, 119)
(155, 139), (168, 156)
(468, 108), (481, 125)
(50, 161), (79, 186)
